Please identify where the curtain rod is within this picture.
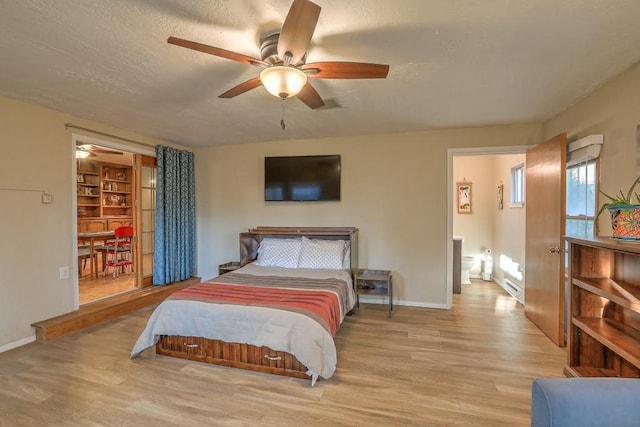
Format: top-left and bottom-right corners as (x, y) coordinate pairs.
(64, 123), (157, 149)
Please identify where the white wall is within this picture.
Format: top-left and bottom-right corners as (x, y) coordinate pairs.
(195, 125), (541, 308)
(0, 96), (176, 350)
(543, 62), (640, 234)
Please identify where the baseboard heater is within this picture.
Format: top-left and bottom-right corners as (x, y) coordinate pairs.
(502, 278), (524, 305)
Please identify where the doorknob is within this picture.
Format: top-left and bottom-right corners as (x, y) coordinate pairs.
(549, 247), (567, 254)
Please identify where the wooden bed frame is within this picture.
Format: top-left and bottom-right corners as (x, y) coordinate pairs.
(156, 336), (312, 379)
(155, 226), (359, 381)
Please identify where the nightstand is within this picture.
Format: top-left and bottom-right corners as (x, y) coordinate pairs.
(218, 261), (240, 276)
(354, 269), (393, 318)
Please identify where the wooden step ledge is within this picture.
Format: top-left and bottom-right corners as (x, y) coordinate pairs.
(32, 277), (201, 342)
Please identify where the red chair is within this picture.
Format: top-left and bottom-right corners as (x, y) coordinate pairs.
(102, 226), (134, 278)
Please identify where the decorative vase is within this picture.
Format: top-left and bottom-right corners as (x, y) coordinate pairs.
(608, 206), (640, 240)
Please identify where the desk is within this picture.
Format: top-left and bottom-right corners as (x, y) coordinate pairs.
(78, 231), (114, 278)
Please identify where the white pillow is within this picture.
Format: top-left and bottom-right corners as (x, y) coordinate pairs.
(342, 241), (351, 270)
(254, 238), (301, 268)
(298, 237), (345, 270)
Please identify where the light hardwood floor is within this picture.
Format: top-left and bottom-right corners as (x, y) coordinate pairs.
(0, 280), (566, 426)
(78, 261), (137, 305)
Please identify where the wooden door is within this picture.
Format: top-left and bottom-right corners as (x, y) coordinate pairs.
(525, 133), (567, 346)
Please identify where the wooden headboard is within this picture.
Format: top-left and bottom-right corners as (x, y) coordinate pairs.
(239, 226), (359, 272)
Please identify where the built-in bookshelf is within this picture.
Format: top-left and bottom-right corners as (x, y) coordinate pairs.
(565, 236), (640, 378)
(77, 159), (132, 219)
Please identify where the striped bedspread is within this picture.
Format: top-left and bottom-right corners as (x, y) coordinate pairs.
(131, 264), (354, 383)
(169, 275), (343, 336)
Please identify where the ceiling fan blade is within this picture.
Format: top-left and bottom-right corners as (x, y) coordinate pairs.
(296, 82), (325, 109)
(302, 62), (389, 79)
(219, 76), (263, 99)
(168, 36), (267, 67)
(277, 0), (321, 65)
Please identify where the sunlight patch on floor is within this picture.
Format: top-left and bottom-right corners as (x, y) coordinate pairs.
(494, 295), (518, 314)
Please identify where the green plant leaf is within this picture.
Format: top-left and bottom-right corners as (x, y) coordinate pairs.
(596, 177), (640, 221)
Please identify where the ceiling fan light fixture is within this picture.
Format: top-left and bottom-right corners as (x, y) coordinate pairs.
(260, 66), (307, 99)
(75, 150), (90, 159)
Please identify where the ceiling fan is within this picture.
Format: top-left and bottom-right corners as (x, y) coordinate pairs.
(75, 144), (123, 158)
(167, 0), (389, 109)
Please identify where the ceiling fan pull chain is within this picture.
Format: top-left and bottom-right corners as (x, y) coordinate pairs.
(280, 98), (286, 130)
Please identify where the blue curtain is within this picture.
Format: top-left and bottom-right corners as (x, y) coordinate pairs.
(153, 146), (196, 285)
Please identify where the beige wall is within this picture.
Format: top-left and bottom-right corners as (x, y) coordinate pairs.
(195, 124), (540, 308)
(0, 96), (173, 350)
(543, 62), (640, 233)
(492, 154), (526, 289)
(453, 155), (495, 276)
(4, 58), (638, 351)
(453, 154), (526, 284)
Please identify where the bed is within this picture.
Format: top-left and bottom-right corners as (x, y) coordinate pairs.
(131, 226), (358, 385)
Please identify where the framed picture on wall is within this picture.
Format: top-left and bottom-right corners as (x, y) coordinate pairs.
(497, 184), (504, 210)
(457, 181), (472, 214)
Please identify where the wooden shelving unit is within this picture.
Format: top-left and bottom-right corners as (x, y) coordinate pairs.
(77, 159), (101, 218)
(77, 159), (133, 220)
(566, 236), (640, 378)
(100, 164), (132, 218)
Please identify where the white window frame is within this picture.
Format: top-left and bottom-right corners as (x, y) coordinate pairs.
(565, 159), (597, 238)
(510, 163), (525, 208)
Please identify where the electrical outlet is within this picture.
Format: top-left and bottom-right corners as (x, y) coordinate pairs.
(42, 193), (52, 204)
(59, 266), (69, 280)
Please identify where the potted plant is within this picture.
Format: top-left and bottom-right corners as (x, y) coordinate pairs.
(597, 177), (640, 240)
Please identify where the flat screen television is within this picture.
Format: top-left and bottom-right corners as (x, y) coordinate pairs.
(264, 155), (341, 201)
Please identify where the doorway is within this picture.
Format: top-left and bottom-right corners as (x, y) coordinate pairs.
(72, 134), (156, 307)
(446, 146), (530, 308)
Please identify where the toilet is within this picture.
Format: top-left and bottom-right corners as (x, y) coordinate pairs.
(461, 256), (475, 285)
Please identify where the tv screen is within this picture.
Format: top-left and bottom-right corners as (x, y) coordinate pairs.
(265, 155), (341, 201)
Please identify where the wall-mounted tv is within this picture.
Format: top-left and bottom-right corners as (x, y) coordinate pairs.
(265, 155), (341, 202)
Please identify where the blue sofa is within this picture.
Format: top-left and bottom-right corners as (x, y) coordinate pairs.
(531, 378), (640, 426)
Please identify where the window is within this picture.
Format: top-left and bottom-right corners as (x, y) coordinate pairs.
(565, 160), (596, 238)
(510, 163), (525, 207)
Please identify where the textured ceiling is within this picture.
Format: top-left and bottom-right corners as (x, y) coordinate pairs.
(2, 0), (640, 147)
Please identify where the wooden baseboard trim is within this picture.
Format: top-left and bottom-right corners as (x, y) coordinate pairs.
(32, 277), (201, 342)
